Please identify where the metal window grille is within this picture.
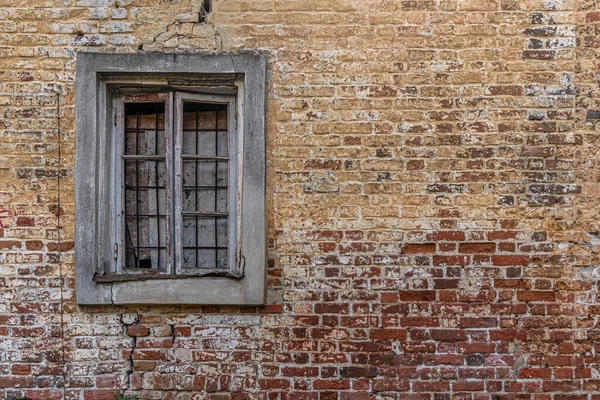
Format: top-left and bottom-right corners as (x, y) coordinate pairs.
(120, 95), (234, 275)
(180, 102), (230, 270)
(123, 103), (168, 270)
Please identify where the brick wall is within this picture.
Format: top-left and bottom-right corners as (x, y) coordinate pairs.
(2, 0), (600, 398)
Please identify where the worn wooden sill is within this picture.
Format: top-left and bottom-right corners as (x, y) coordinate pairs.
(93, 270), (243, 283)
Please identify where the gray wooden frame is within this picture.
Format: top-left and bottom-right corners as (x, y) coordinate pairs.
(114, 93), (175, 276)
(174, 93), (239, 277)
(75, 53), (267, 305)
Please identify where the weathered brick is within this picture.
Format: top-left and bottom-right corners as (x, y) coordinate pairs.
(0, 376), (35, 388)
(517, 291), (556, 302)
(459, 243), (496, 253)
(587, 12), (600, 23)
(0, 1), (597, 399)
(371, 329), (408, 340)
(402, 243), (436, 254)
(399, 290), (436, 302)
(0, 240), (21, 250)
(127, 325), (150, 337)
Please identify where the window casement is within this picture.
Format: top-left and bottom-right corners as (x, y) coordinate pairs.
(112, 93), (239, 277)
(75, 53), (266, 305)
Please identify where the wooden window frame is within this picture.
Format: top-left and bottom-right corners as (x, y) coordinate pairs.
(114, 93), (174, 277)
(174, 93), (240, 277)
(75, 53), (267, 305)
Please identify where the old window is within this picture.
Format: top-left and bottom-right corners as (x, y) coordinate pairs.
(75, 53), (266, 305)
(114, 93), (239, 277)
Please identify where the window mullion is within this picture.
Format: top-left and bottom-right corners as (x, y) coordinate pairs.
(163, 92), (173, 275)
(173, 92), (183, 275)
(228, 97), (239, 277)
(114, 96), (125, 274)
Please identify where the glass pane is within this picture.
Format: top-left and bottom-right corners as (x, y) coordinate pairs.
(182, 160), (216, 187)
(124, 215), (167, 269)
(125, 160), (167, 190)
(181, 216), (228, 270)
(182, 115), (228, 156)
(125, 103), (166, 156)
(183, 129), (215, 156)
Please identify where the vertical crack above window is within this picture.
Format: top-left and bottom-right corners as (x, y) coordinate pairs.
(199, 0), (212, 23)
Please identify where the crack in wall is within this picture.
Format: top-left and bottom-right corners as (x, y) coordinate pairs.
(152, 21), (179, 43)
(199, 0), (211, 23)
(148, 0), (224, 50)
(120, 313), (140, 394)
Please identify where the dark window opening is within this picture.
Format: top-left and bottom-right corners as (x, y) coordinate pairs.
(181, 102), (229, 270)
(200, 0), (212, 23)
(123, 103), (167, 270)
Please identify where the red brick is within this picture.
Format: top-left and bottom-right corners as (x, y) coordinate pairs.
(398, 290), (436, 301)
(488, 231), (517, 240)
(401, 243), (436, 254)
(47, 241), (75, 251)
(518, 368), (552, 379)
(25, 240), (44, 250)
(0, 376), (35, 388)
(381, 292), (398, 302)
(83, 390), (120, 400)
(11, 364), (30, 375)
(133, 361), (157, 371)
(0, 3), (596, 400)
(16, 216), (35, 226)
(127, 325), (150, 337)
(315, 303), (349, 314)
(517, 291), (555, 302)
(282, 367), (319, 377)
(259, 304), (284, 313)
(0, 240), (21, 250)
(372, 379), (410, 391)
(459, 243), (496, 253)
(427, 231), (466, 241)
(430, 329), (468, 341)
(371, 329), (408, 340)
(587, 12), (600, 22)
(340, 366), (377, 378)
(459, 317), (498, 328)
(136, 338), (173, 348)
(313, 379), (351, 390)
(401, 317), (439, 327)
(433, 255), (471, 266)
(492, 255), (529, 266)
(413, 381), (450, 391)
(258, 378), (291, 390)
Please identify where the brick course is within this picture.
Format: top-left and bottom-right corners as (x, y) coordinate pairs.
(1, 0), (600, 399)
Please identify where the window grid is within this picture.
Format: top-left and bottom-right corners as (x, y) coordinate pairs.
(123, 103), (167, 271)
(119, 96), (234, 275)
(181, 104), (230, 271)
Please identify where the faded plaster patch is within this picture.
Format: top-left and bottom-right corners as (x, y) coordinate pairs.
(458, 267), (485, 291)
(583, 231), (600, 253)
(575, 265), (599, 305)
(133, 0), (239, 52)
(509, 342), (529, 378)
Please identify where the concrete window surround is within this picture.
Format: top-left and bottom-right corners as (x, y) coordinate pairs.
(74, 52), (267, 305)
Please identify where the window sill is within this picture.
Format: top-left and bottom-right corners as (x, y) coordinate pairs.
(85, 275), (261, 305)
(93, 270), (244, 283)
